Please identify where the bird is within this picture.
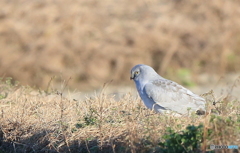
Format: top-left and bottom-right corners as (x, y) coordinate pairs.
(130, 64), (206, 115)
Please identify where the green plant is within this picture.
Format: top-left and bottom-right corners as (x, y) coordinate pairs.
(0, 93), (7, 100)
(159, 124), (204, 153)
(84, 108), (98, 126)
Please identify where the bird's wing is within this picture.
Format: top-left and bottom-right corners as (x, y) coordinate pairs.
(144, 79), (206, 114)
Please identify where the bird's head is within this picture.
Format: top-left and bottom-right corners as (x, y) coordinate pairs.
(130, 64), (160, 82)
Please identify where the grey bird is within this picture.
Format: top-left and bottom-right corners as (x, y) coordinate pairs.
(130, 64), (206, 115)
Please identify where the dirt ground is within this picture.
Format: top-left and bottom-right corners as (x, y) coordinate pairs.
(1, 0), (240, 91)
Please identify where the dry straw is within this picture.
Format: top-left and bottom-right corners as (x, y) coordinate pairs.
(0, 77), (239, 152)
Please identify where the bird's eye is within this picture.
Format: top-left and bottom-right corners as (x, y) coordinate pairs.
(135, 71), (139, 75)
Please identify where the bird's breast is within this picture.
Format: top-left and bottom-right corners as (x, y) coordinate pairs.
(135, 81), (146, 93)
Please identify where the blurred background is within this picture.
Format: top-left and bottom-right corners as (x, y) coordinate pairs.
(0, 0), (240, 97)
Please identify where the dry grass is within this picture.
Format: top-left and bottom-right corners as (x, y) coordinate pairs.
(1, 0), (240, 152)
(1, 0), (240, 90)
(0, 78), (239, 153)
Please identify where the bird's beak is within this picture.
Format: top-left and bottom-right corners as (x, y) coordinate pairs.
(130, 73), (135, 80)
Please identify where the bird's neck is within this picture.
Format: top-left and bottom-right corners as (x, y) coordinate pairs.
(135, 79), (148, 93)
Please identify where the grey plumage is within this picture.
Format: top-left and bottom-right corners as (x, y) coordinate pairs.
(130, 64), (206, 115)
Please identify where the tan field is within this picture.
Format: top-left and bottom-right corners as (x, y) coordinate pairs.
(0, 0), (240, 90)
(0, 0), (240, 152)
(0, 79), (239, 152)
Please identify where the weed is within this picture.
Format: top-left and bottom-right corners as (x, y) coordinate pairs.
(159, 124), (204, 153)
